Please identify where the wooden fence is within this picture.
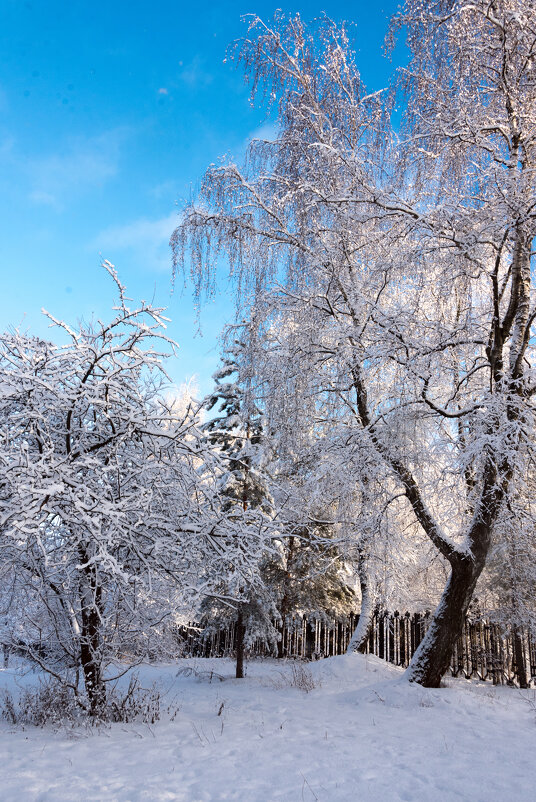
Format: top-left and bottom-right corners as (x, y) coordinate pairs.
(175, 611), (536, 687)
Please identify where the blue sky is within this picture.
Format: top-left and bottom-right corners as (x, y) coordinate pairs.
(1, 0), (401, 398)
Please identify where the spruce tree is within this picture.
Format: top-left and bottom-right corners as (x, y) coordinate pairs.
(200, 333), (276, 676)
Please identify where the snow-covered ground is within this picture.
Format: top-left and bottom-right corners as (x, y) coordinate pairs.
(0, 654), (534, 801)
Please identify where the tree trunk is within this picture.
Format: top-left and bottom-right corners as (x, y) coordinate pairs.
(277, 536), (297, 658)
(513, 627), (528, 689)
(78, 555), (106, 717)
(235, 605), (245, 679)
(277, 622), (286, 659)
(80, 599), (106, 716)
(405, 557), (481, 687)
(347, 555), (375, 654)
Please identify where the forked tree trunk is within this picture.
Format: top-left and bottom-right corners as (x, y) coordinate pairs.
(405, 556), (483, 687)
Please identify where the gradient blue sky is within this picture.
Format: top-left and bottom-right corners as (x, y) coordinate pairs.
(1, 0), (401, 397)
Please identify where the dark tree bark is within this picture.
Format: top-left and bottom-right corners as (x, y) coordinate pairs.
(405, 558), (484, 687)
(235, 605), (245, 679)
(513, 628), (528, 689)
(78, 549), (106, 716)
(405, 448), (509, 687)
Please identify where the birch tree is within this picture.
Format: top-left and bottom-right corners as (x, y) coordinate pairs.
(174, 1), (536, 687)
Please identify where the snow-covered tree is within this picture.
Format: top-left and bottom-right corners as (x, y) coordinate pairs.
(0, 264), (268, 712)
(204, 330), (269, 514)
(475, 447), (536, 687)
(174, 2), (536, 687)
(263, 507), (356, 657)
(200, 329), (277, 676)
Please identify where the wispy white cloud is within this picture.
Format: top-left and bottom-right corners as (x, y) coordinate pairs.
(27, 130), (125, 209)
(92, 212), (178, 273)
(177, 55), (213, 88)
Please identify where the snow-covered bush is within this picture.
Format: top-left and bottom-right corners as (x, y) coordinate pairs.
(1, 679), (82, 728)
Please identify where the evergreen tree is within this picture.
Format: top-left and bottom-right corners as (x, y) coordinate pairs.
(200, 331), (276, 677)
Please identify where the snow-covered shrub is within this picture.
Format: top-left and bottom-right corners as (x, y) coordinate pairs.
(107, 674), (164, 724)
(0, 673), (173, 727)
(270, 663), (319, 693)
(1, 680), (82, 728)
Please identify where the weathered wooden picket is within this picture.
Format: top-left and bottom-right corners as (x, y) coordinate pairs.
(175, 611), (536, 687)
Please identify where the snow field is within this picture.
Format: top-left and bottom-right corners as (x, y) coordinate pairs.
(0, 654), (534, 801)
